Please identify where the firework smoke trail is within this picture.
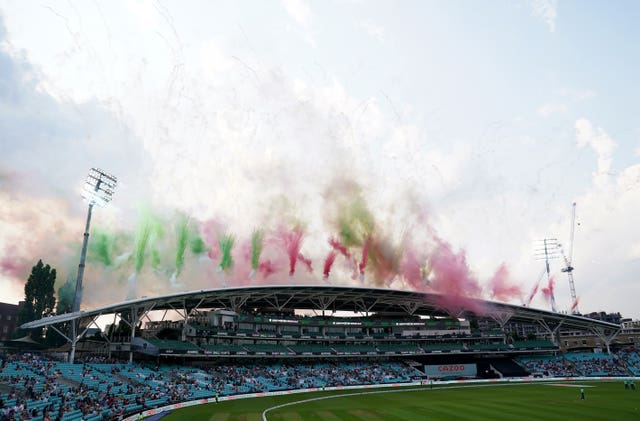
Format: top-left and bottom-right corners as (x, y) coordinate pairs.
(258, 260), (277, 278)
(328, 237), (351, 259)
(524, 268), (545, 306)
(218, 234), (235, 272)
(249, 229), (264, 281)
(200, 219), (222, 260)
(426, 237), (485, 315)
(89, 230), (114, 267)
(367, 237), (404, 287)
(0, 255), (27, 278)
(170, 215), (189, 289)
(127, 211), (164, 299)
(571, 297), (580, 313)
(276, 226), (306, 280)
(128, 215), (153, 299)
(326, 236), (357, 279)
(420, 263), (432, 287)
(541, 276), (556, 311)
(399, 246), (424, 291)
(488, 263), (522, 302)
(297, 253), (313, 273)
(359, 236), (371, 281)
(526, 283), (540, 307)
(337, 195), (375, 248)
(323, 250), (337, 279)
(190, 234), (207, 255)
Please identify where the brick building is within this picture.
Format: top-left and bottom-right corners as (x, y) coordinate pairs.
(0, 301), (23, 342)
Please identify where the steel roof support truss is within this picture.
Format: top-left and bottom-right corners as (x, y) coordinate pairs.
(535, 318), (564, 345)
(398, 301), (421, 316)
(308, 296), (336, 312)
(589, 326), (621, 354)
(228, 294), (250, 312)
(181, 298), (205, 340)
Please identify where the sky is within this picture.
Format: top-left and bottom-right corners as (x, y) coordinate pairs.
(0, 0), (639, 319)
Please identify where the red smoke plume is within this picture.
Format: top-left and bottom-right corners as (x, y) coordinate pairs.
(488, 263), (522, 302)
(323, 251), (337, 278)
(427, 238), (484, 314)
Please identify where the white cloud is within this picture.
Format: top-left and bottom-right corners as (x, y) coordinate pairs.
(529, 0), (558, 32)
(561, 88), (596, 102)
(575, 118), (616, 188)
(537, 102), (567, 117)
(627, 241), (640, 261)
(358, 19), (385, 42)
(281, 0), (312, 28)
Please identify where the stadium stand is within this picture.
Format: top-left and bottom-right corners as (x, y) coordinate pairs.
(7, 286), (631, 420)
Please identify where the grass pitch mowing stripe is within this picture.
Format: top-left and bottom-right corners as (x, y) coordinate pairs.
(163, 381), (640, 421)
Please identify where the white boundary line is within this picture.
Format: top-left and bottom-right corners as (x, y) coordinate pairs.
(124, 376), (637, 420)
(261, 383), (535, 421)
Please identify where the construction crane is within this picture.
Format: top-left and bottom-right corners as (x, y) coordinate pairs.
(559, 202), (579, 314)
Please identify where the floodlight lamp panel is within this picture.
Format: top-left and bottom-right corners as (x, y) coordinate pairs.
(81, 168), (117, 207)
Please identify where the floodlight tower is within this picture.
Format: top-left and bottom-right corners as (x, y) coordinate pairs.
(534, 238), (560, 312)
(69, 168), (117, 363)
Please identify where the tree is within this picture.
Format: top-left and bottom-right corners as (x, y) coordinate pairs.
(42, 275), (78, 347)
(15, 260), (57, 341)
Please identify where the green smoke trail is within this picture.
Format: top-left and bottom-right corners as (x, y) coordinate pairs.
(338, 196), (375, 248)
(251, 229), (264, 271)
(134, 218), (152, 273)
(56, 276), (76, 314)
(133, 210), (165, 273)
(175, 215), (189, 276)
(190, 235), (206, 254)
(89, 230), (114, 266)
(218, 234), (235, 272)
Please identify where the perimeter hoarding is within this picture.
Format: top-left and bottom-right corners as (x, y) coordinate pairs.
(424, 363), (477, 378)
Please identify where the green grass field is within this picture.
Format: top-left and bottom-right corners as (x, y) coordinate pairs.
(162, 382), (640, 421)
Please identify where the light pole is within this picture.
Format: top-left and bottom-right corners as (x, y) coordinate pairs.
(534, 238), (560, 313)
(69, 168), (117, 363)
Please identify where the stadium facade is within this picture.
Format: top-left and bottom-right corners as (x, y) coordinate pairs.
(19, 285), (622, 367)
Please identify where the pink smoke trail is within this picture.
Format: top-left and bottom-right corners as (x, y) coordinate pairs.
(0, 256), (28, 278)
(541, 276), (555, 302)
(323, 251), (337, 278)
(488, 263), (522, 302)
(328, 237), (351, 259)
(427, 237), (485, 315)
(199, 219), (221, 260)
(276, 227), (305, 276)
(526, 283), (540, 306)
(400, 247), (424, 290)
(359, 236), (371, 277)
(258, 260), (277, 278)
(571, 297), (580, 312)
(297, 253), (313, 273)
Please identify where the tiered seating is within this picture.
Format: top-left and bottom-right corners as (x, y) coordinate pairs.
(147, 339), (200, 351)
(516, 355), (579, 377)
(564, 353), (628, 376)
(288, 344), (334, 354)
(243, 344), (292, 354)
(468, 343), (510, 351)
(421, 342), (464, 352)
(618, 350), (640, 375)
(201, 344), (247, 354)
(376, 343), (420, 353)
(512, 340), (556, 350)
(331, 344), (377, 354)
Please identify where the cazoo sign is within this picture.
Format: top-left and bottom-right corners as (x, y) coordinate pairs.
(425, 364), (477, 378)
